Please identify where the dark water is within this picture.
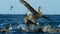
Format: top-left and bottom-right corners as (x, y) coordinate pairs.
(0, 14), (60, 34)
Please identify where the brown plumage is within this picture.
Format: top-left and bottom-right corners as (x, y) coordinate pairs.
(19, 0), (50, 20)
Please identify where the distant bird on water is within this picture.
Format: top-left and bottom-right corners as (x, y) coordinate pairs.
(0, 24), (12, 34)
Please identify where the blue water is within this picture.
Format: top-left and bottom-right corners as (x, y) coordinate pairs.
(0, 14), (60, 34)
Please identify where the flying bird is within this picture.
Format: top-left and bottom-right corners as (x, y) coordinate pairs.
(19, 0), (50, 20)
(10, 5), (13, 10)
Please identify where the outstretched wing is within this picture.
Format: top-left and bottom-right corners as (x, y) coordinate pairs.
(19, 0), (50, 20)
(42, 15), (50, 20)
(19, 0), (39, 18)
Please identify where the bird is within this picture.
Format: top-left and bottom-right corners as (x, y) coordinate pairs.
(0, 24), (12, 33)
(19, 0), (50, 21)
(10, 5), (13, 10)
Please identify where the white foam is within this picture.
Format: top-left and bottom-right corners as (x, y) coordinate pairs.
(58, 25), (60, 27)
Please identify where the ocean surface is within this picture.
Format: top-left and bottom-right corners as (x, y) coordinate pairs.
(0, 14), (60, 34)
